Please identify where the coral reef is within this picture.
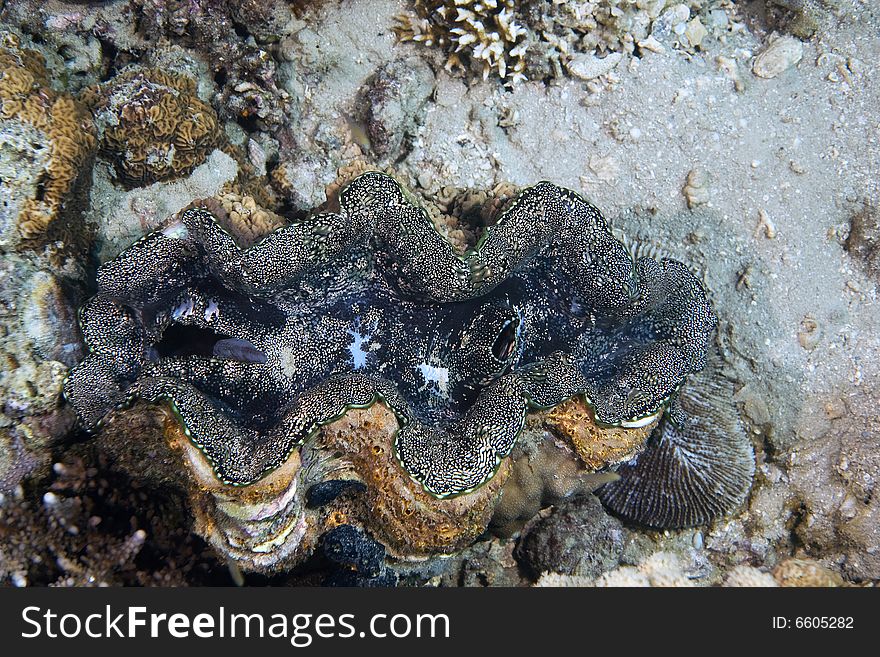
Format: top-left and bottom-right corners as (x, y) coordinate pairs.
(0, 0), (872, 592)
(356, 57), (435, 159)
(396, 0), (530, 83)
(0, 32), (96, 246)
(395, 1), (722, 84)
(0, 253), (82, 492)
(60, 172), (749, 570)
(134, 0), (293, 131)
(81, 67), (219, 186)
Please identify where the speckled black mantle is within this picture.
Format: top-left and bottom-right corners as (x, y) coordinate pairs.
(65, 172), (718, 499)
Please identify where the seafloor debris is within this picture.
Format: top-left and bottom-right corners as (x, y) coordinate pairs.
(81, 67), (220, 187)
(63, 172), (751, 570)
(0, 32), (96, 246)
(752, 33), (803, 79)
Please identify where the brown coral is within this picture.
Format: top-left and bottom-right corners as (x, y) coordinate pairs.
(200, 193), (287, 247)
(0, 32), (96, 244)
(81, 67), (219, 186)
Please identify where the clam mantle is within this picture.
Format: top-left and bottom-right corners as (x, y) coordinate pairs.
(64, 172), (751, 567)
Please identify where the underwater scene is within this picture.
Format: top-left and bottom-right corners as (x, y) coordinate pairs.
(0, 0), (877, 588)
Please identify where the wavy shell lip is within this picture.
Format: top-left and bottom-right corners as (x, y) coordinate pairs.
(65, 172), (718, 504)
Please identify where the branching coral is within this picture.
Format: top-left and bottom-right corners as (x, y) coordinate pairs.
(396, 0), (530, 83)
(396, 1), (719, 84)
(0, 32), (96, 245)
(81, 67), (219, 187)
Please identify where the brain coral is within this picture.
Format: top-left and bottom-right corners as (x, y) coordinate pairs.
(0, 32), (96, 246)
(64, 172), (753, 566)
(81, 67), (219, 187)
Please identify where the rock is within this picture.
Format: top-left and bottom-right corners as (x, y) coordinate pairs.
(595, 552), (695, 587)
(723, 565), (778, 587)
(773, 558), (844, 587)
(788, 378), (880, 581)
(753, 35), (804, 79)
(682, 18), (708, 49)
(565, 52), (623, 81)
(683, 168), (710, 208)
(358, 57), (435, 158)
(0, 33), (96, 247)
(638, 35), (665, 53)
(844, 201), (879, 280)
(85, 149), (238, 262)
(514, 494), (627, 579)
(433, 539), (523, 587)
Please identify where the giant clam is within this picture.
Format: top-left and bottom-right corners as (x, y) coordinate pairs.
(65, 172), (753, 571)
